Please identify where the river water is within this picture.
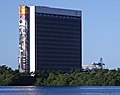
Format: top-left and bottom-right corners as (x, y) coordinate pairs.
(0, 86), (120, 95)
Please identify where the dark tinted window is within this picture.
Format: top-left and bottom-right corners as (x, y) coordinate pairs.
(35, 13), (82, 71)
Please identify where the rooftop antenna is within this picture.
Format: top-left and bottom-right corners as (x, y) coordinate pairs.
(22, 0), (25, 5)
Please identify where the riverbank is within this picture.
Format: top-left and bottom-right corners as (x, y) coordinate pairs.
(0, 65), (120, 86)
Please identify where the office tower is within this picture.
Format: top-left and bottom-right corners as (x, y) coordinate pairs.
(18, 6), (82, 73)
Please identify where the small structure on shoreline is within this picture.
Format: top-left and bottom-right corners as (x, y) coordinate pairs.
(82, 58), (105, 70)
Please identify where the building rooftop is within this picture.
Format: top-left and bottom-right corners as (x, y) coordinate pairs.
(32, 6), (82, 17)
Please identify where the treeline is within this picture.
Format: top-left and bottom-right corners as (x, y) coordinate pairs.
(1, 65), (120, 86)
(0, 65), (35, 86)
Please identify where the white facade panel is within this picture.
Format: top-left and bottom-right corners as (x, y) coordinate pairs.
(30, 6), (35, 73)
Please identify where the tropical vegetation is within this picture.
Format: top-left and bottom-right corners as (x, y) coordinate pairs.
(0, 65), (120, 86)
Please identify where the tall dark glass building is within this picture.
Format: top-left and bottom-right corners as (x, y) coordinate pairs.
(18, 6), (82, 73)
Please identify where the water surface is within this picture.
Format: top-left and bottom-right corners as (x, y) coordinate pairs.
(0, 86), (120, 95)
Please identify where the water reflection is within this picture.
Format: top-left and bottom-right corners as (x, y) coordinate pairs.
(0, 86), (38, 95)
(0, 86), (120, 95)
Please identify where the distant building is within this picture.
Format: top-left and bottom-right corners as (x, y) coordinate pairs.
(82, 58), (105, 70)
(18, 6), (82, 73)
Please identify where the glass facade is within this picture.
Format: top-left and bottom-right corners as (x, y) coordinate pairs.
(35, 12), (82, 71)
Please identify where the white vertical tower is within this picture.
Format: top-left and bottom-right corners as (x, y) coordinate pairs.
(30, 6), (35, 73)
